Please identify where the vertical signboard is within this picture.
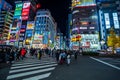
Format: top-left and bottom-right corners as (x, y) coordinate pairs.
(14, 3), (23, 19)
(22, 2), (30, 20)
(113, 13), (119, 29)
(104, 13), (111, 29)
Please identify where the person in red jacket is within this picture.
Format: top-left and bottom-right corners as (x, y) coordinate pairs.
(21, 48), (26, 60)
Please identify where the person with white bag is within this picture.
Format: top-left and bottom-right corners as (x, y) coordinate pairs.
(66, 52), (71, 66)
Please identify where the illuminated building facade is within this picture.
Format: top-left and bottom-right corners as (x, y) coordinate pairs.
(0, 0), (12, 44)
(71, 0), (101, 51)
(96, 0), (120, 48)
(33, 9), (57, 48)
(9, 0), (37, 47)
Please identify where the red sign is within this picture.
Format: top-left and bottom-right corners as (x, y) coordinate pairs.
(22, 8), (30, 12)
(23, 2), (30, 9)
(20, 29), (25, 32)
(22, 16), (28, 20)
(22, 11), (29, 16)
(22, 2), (30, 20)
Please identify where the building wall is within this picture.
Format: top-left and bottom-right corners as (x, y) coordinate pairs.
(97, 0), (120, 46)
(0, 10), (14, 44)
(71, 0), (100, 51)
(33, 9), (56, 48)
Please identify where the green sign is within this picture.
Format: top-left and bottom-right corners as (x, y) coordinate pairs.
(14, 10), (21, 16)
(14, 3), (23, 17)
(15, 7), (22, 11)
(16, 3), (23, 8)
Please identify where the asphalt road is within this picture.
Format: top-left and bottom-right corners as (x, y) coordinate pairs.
(44, 56), (120, 80)
(0, 55), (120, 80)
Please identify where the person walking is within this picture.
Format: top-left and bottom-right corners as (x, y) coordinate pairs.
(66, 53), (71, 66)
(20, 48), (26, 60)
(74, 50), (78, 60)
(38, 49), (42, 60)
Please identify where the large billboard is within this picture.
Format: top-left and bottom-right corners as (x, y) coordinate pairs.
(72, 0), (96, 7)
(12, 19), (18, 28)
(72, 34), (100, 51)
(112, 13), (119, 29)
(104, 13), (111, 29)
(9, 33), (18, 41)
(22, 2), (31, 20)
(27, 21), (34, 29)
(14, 3), (23, 19)
(72, 6), (99, 34)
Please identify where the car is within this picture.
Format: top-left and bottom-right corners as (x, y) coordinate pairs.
(115, 48), (120, 54)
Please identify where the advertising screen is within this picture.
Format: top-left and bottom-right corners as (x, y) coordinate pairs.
(16, 3), (23, 8)
(14, 3), (23, 18)
(26, 33), (32, 38)
(14, 10), (22, 16)
(22, 11), (29, 16)
(23, 2), (30, 9)
(81, 34), (100, 50)
(27, 21), (34, 29)
(72, 6), (99, 33)
(21, 25), (26, 28)
(20, 29), (25, 32)
(104, 13), (111, 29)
(10, 33), (16, 41)
(22, 2), (31, 20)
(22, 16), (29, 20)
(12, 19), (18, 28)
(113, 13), (119, 29)
(72, 0), (96, 7)
(17, 20), (22, 28)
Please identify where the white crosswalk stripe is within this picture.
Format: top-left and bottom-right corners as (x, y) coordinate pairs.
(6, 56), (57, 80)
(23, 73), (51, 80)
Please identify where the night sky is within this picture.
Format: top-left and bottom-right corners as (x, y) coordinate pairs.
(6, 0), (71, 36)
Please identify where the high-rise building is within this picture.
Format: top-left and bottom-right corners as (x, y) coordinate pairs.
(71, 0), (101, 51)
(9, 0), (37, 47)
(0, 11), (14, 44)
(96, 0), (120, 48)
(33, 9), (57, 49)
(67, 14), (72, 49)
(0, 0), (13, 44)
(0, 0), (12, 12)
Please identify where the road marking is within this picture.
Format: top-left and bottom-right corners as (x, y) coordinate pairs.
(13, 60), (55, 66)
(23, 73), (51, 80)
(11, 62), (56, 69)
(10, 64), (57, 73)
(7, 67), (55, 80)
(90, 57), (120, 70)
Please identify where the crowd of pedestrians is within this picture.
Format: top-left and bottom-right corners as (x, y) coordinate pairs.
(0, 47), (27, 64)
(0, 45), (82, 66)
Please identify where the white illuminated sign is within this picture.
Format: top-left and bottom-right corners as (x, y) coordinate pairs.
(113, 13), (119, 29)
(104, 13), (111, 29)
(23, 2), (30, 9)
(80, 27), (87, 29)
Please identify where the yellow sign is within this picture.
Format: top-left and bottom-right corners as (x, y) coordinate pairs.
(27, 21), (34, 29)
(71, 37), (76, 42)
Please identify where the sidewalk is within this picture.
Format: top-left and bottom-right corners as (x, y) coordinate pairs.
(0, 62), (11, 80)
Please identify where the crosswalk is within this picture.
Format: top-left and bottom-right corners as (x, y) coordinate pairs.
(6, 55), (58, 80)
